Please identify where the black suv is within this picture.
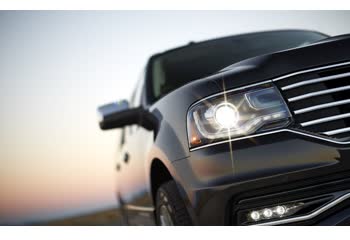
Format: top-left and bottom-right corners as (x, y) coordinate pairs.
(98, 30), (350, 225)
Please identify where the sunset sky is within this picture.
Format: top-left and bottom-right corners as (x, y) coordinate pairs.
(1, 11), (350, 225)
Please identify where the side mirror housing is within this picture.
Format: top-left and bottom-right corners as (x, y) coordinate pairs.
(97, 100), (155, 130)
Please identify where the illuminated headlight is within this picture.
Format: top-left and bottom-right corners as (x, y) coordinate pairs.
(187, 84), (292, 148)
(214, 103), (239, 128)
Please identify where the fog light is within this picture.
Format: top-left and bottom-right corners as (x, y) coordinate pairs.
(250, 211), (260, 221)
(246, 202), (304, 224)
(276, 206), (286, 215)
(263, 208), (273, 218)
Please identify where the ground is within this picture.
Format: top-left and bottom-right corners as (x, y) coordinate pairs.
(44, 208), (123, 226)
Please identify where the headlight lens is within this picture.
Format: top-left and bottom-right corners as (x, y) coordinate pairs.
(187, 84), (292, 148)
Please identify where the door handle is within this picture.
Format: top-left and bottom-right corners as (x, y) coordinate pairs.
(116, 163), (121, 171)
(124, 152), (129, 164)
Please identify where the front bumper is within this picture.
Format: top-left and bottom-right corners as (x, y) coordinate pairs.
(172, 129), (350, 225)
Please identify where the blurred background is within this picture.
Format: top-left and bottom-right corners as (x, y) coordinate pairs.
(1, 11), (350, 225)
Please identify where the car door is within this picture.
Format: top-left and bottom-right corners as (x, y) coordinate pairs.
(117, 71), (155, 225)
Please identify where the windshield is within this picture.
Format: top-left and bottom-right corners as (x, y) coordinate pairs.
(150, 30), (327, 102)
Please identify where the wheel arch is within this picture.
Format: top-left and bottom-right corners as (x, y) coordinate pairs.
(149, 157), (198, 225)
(150, 158), (174, 204)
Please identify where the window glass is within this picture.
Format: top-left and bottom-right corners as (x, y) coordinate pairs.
(150, 31), (326, 102)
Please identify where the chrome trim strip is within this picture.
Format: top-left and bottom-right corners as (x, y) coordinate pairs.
(273, 61), (350, 82)
(323, 127), (350, 136)
(294, 99), (350, 115)
(300, 112), (350, 127)
(189, 128), (350, 151)
(253, 192), (350, 226)
(190, 130), (287, 151)
(124, 205), (154, 212)
(281, 72), (350, 91)
(288, 85), (350, 102)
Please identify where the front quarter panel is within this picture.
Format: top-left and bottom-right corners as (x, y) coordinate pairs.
(149, 79), (222, 162)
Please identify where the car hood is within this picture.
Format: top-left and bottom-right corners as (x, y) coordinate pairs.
(203, 34), (350, 90)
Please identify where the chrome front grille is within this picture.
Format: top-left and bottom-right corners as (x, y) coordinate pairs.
(274, 62), (350, 140)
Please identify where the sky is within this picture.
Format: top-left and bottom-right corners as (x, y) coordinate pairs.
(1, 11), (350, 225)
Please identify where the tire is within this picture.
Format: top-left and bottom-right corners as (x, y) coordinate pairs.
(155, 180), (192, 226)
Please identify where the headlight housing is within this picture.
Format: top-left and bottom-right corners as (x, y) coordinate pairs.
(187, 83), (292, 149)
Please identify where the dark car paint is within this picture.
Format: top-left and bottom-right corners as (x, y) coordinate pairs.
(113, 31), (350, 225)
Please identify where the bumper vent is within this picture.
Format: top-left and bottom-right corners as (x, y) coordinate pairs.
(275, 62), (350, 140)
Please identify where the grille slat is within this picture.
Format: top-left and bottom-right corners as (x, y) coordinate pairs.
(294, 99), (350, 115)
(288, 85), (350, 102)
(323, 127), (350, 136)
(300, 112), (350, 127)
(275, 62), (350, 141)
(281, 72), (350, 91)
